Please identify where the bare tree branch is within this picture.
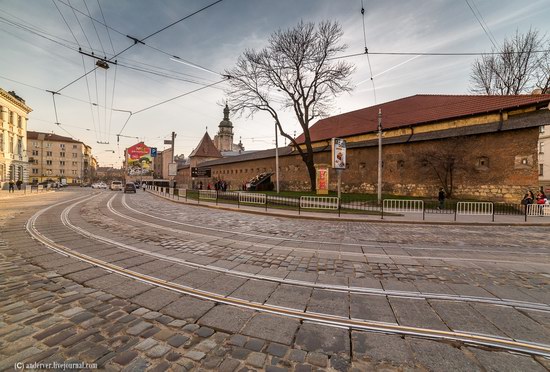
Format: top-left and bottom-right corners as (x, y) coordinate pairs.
(470, 28), (548, 95)
(224, 20), (355, 191)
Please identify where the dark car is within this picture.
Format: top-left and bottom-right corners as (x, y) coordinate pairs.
(124, 182), (137, 193)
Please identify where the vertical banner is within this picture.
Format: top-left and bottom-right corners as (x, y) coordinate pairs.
(315, 164), (329, 195)
(331, 138), (346, 169)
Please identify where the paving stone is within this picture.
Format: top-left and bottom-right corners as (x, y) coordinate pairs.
(167, 334), (190, 348)
(469, 347), (547, 372)
(295, 323), (350, 355)
(134, 338), (158, 351)
(228, 334), (247, 347)
(244, 338), (265, 352)
(149, 361), (170, 372)
(182, 324), (200, 332)
(166, 351), (182, 362)
(33, 322), (72, 340)
(162, 296), (215, 322)
(266, 343), (289, 357)
(70, 311), (95, 324)
(198, 305), (254, 334)
(146, 344), (171, 358)
(168, 320), (187, 328)
(295, 364), (312, 372)
(59, 306), (85, 317)
(307, 352), (328, 367)
(242, 313), (300, 346)
(126, 321), (153, 336)
(153, 329), (174, 341)
(43, 329), (77, 347)
(231, 347), (251, 360)
(140, 326), (161, 338)
(265, 366), (288, 372)
(330, 355), (351, 372)
(112, 350), (139, 366)
(121, 357), (149, 372)
(246, 351), (267, 368)
(408, 338), (482, 371)
(143, 311), (163, 320)
(131, 307), (150, 316)
(196, 326), (215, 338)
(288, 349), (307, 363)
(185, 350), (206, 361)
(218, 358), (241, 372)
(0, 346), (43, 371)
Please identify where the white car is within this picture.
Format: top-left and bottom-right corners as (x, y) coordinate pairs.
(110, 181), (123, 191)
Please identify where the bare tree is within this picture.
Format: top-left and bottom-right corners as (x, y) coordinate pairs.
(225, 21), (354, 191)
(418, 139), (468, 198)
(470, 28), (549, 95)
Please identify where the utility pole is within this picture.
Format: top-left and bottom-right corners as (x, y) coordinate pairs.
(275, 122), (279, 193)
(377, 109), (383, 204)
(171, 131), (176, 188)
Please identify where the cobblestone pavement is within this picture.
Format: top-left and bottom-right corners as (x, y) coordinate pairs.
(1, 189), (550, 372)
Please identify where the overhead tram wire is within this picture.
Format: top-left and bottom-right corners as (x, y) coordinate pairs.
(53, 0), (225, 94)
(53, 0), (99, 143)
(360, 0), (377, 104)
(464, 0), (498, 49)
(117, 79), (226, 136)
(328, 49), (550, 61)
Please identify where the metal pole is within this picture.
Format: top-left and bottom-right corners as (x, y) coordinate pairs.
(171, 131), (176, 189)
(337, 169), (342, 199)
(377, 109), (382, 204)
(275, 121), (279, 194)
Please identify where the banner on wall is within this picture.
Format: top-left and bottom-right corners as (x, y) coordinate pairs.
(126, 142), (153, 176)
(331, 138), (346, 169)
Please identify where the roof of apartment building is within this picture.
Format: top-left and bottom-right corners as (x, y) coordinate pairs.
(295, 94), (550, 143)
(27, 131), (82, 144)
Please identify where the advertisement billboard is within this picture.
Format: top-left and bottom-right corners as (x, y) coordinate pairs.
(126, 142), (153, 176)
(331, 138), (346, 169)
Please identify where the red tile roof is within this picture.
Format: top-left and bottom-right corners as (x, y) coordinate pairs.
(296, 94), (550, 143)
(189, 132), (222, 158)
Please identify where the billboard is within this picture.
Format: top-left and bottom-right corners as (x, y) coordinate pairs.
(126, 142), (153, 176)
(331, 138), (346, 169)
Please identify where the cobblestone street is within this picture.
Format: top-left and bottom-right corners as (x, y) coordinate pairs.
(1, 189), (550, 371)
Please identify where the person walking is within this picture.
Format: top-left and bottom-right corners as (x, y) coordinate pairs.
(8, 180), (15, 193)
(437, 188), (446, 210)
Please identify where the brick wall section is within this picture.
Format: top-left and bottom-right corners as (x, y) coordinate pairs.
(177, 128), (539, 202)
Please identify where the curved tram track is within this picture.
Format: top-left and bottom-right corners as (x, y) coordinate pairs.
(25, 192), (550, 359)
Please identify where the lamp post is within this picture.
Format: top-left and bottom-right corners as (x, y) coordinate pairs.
(275, 121), (279, 194)
(377, 109), (383, 204)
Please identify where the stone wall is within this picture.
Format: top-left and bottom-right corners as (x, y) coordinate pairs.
(177, 127), (539, 201)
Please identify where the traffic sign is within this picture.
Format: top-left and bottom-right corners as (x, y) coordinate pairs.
(150, 147), (157, 157)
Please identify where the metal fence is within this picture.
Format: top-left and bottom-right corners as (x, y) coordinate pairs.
(147, 188), (544, 222)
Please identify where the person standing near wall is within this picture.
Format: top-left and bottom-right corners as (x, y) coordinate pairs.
(438, 188), (446, 210)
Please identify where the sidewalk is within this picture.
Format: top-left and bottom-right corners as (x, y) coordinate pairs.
(148, 190), (550, 226)
(0, 188), (55, 200)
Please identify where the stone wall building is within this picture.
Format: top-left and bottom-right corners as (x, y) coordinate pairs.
(177, 94), (550, 201)
(0, 89), (32, 188)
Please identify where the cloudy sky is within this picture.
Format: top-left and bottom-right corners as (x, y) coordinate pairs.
(1, 0), (549, 167)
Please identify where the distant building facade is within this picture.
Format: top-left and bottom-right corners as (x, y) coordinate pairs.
(0, 89), (32, 188)
(27, 131), (94, 184)
(178, 94), (550, 201)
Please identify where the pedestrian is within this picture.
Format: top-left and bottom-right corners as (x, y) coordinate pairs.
(521, 192), (533, 205)
(8, 180), (15, 193)
(16, 180), (22, 190)
(437, 188), (445, 210)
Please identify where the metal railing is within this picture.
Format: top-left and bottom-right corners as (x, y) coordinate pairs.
(146, 188), (543, 222)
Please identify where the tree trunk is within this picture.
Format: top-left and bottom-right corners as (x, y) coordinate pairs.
(305, 154), (316, 192)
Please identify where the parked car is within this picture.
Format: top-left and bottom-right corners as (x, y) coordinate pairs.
(110, 181), (123, 191)
(124, 182), (137, 193)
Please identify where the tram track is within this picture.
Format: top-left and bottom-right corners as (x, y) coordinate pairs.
(55, 193), (549, 312)
(127, 193), (550, 257)
(25, 195), (550, 358)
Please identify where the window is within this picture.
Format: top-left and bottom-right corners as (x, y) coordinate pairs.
(60, 152), (66, 157)
(60, 161), (65, 166)
(17, 138), (22, 155)
(60, 144), (65, 148)
(540, 164), (544, 176)
(72, 161), (77, 166)
(73, 153), (78, 158)
(476, 157), (489, 170)
(46, 160), (52, 165)
(18, 116), (22, 128)
(32, 168), (38, 174)
(73, 144), (77, 149)
(72, 170), (77, 175)
(60, 169), (65, 175)
(32, 150), (39, 156)
(46, 142), (52, 148)
(32, 141), (38, 148)
(46, 151), (52, 157)
(539, 142), (545, 154)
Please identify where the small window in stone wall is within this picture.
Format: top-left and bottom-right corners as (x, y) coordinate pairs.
(475, 156), (489, 171)
(397, 160), (405, 168)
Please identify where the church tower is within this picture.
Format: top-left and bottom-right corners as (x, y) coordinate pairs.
(214, 104), (234, 152)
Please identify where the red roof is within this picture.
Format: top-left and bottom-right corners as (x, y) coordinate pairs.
(296, 94), (550, 143)
(189, 132), (222, 158)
